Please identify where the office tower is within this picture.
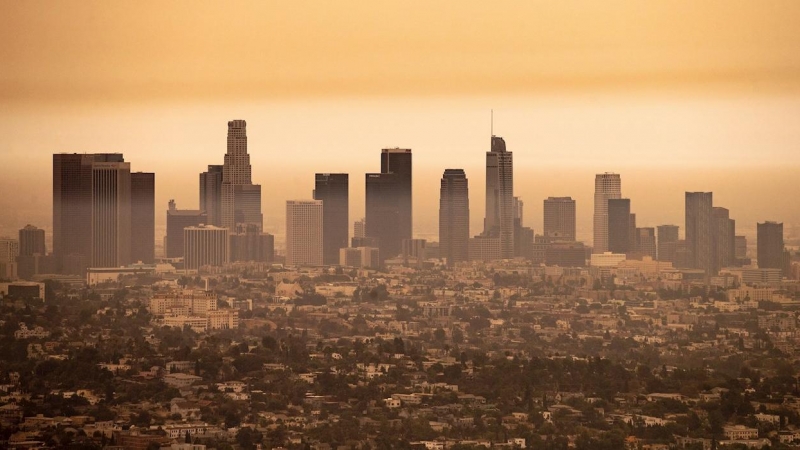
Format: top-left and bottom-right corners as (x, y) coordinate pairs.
(607, 198), (631, 254)
(657, 225), (679, 262)
(543, 197), (576, 241)
(628, 213), (637, 253)
(381, 148), (413, 241)
(18, 225), (45, 257)
(53, 153), (124, 273)
(200, 165), (223, 226)
(221, 120), (262, 231)
(339, 247), (380, 269)
(469, 236), (502, 262)
(402, 239), (427, 267)
(352, 236), (380, 248)
(184, 225), (229, 270)
(712, 207), (735, 272)
(91, 161), (131, 268)
(0, 238), (19, 265)
(313, 173), (349, 265)
(439, 169), (470, 266)
(365, 149), (412, 261)
(734, 236), (747, 265)
(685, 192), (713, 275)
(354, 218), (366, 238)
(513, 197), (523, 226)
(636, 228), (657, 259)
(483, 136), (514, 258)
(757, 221), (784, 270)
(593, 173), (622, 253)
(545, 242), (587, 267)
(131, 172), (155, 263)
(286, 200), (323, 266)
(165, 200), (207, 258)
(230, 224), (274, 263)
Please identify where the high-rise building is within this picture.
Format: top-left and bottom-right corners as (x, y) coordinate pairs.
(402, 238), (427, 268)
(229, 224), (274, 263)
(313, 173), (349, 265)
(735, 235), (748, 266)
(286, 200), (323, 266)
(354, 218), (366, 238)
(184, 225), (229, 270)
(544, 241), (587, 267)
(200, 165), (223, 226)
(543, 197), (576, 241)
(484, 136), (514, 258)
(607, 198), (631, 254)
(91, 161), (131, 268)
(131, 172), (155, 263)
(635, 228), (657, 260)
(364, 149), (412, 261)
(628, 213), (637, 254)
(53, 153), (124, 273)
(439, 169), (469, 266)
(757, 221), (784, 270)
(221, 120), (262, 231)
(0, 238), (19, 265)
(685, 192), (713, 275)
(657, 225), (679, 262)
(166, 200), (207, 259)
(18, 225), (45, 257)
(593, 173), (622, 254)
(712, 207), (735, 272)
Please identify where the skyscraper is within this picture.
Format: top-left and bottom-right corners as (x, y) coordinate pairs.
(354, 218), (366, 238)
(18, 225), (45, 257)
(286, 200), (323, 266)
(439, 169), (470, 266)
(166, 200), (207, 259)
(230, 224), (274, 263)
(685, 192), (713, 275)
(636, 228), (657, 260)
(184, 225), (229, 270)
(313, 173), (349, 265)
(221, 120), (262, 231)
(593, 173), (622, 254)
(657, 225), (679, 262)
(131, 172), (155, 263)
(543, 197), (576, 241)
(53, 153), (124, 273)
(712, 207), (735, 273)
(757, 221), (784, 270)
(607, 198), (631, 254)
(200, 165), (223, 227)
(484, 136), (514, 258)
(365, 149), (412, 261)
(91, 161), (131, 268)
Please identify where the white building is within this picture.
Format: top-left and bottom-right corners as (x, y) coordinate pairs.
(286, 200), (323, 266)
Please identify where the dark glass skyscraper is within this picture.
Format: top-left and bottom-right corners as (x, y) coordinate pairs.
(131, 172), (155, 263)
(19, 225), (45, 257)
(53, 153), (124, 273)
(484, 136), (514, 259)
(607, 198), (631, 254)
(712, 207), (735, 273)
(313, 173), (349, 265)
(200, 165), (223, 227)
(657, 224), (679, 262)
(757, 221), (784, 270)
(366, 149), (412, 261)
(166, 200), (207, 259)
(439, 169), (469, 266)
(685, 192), (713, 275)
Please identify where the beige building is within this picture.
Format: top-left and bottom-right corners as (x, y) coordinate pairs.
(286, 200), (323, 266)
(184, 225), (229, 270)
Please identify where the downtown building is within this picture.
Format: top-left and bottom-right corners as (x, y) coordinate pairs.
(286, 200), (323, 266)
(313, 173), (349, 265)
(183, 225), (229, 270)
(16, 225), (52, 280)
(685, 192), (714, 275)
(593, 173), (622, 254)
(482, 136), (514, 259)
(131, 171), (155, 263)
(657, 225), (680, 263)
(199, 165), (223, 227)
(165, 200), (207, 259)
(543, 196), (576, 241)
(712, 207), (736, 273)
(607, 198), (631, 255)
(221, 120), (262, 232)
(439, 169), (470, 266)
(757, 221), (785, 272)
(365, 149), (412, 261)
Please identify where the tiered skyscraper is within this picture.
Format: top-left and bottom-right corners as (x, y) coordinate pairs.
(439, 169), (470, 266)
(221, 120), (262, 232)
(685, 192), (713, 275)
(543, 197), (576, 241)
(593, 173), (621, 253)
(483, 136), (514, 259)
(366, 149), (412, 261)
(313, 173), (349, 265)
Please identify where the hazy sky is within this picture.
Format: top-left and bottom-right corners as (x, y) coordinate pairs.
(2, 1), (799, 249)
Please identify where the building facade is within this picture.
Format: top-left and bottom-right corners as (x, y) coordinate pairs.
(593, 173), (622, 254)
(758, 221), (784, 270)
(313, 173), (349, 265)
(131, 172), (155, 264)
(484, 136), (514, 259)
(166, 200), (207, 259)
(685, 192), (713, 275)
(286, 200), (323, 266)
(221, 120), (262, 231)
(543, 197), (576, 241)
(439, 169), (470, 266)
(183, 225), (229, 270)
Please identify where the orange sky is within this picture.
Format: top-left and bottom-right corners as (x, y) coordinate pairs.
(1, 1), (799, 249)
